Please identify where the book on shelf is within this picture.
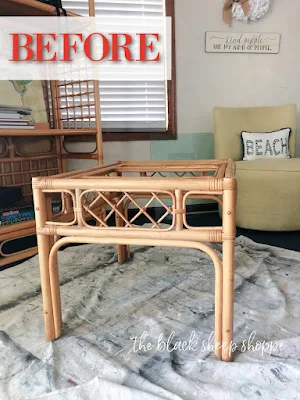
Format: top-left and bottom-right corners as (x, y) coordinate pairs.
(0, 112), (22, 120)
(0, 105), (32, 116)
(0, 119), (25, 123)
(0, 200), (62, 226)
(0, 124), (35, 130)
(0, 120), (33, 125)
(0, 104), (34, 129)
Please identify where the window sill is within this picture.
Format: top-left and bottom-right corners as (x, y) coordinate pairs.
(65, 131), (177, 142)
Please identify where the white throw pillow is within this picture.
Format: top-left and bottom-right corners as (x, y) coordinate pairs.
(242, 128), (291, 161)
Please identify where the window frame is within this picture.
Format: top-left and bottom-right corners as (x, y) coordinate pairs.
(66, 0), (177, 142)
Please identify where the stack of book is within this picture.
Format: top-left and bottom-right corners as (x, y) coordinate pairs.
(0, 105), (35, 130)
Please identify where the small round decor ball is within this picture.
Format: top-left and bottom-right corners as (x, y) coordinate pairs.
(232, 0), (270, 22)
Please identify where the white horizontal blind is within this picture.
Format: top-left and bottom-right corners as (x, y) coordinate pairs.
(62, 0), (167, 133)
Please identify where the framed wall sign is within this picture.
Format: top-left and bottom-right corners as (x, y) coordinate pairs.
(205, 32), (281, 54)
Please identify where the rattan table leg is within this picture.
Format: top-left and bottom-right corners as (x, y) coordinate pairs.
(116, 198), (127, 264)
(221, 239), (235, 361)
(114, 173), (128, 264)
(49, 248), (62, 339)
(33, 188), (55, 341)
(221, 187), (236, 361)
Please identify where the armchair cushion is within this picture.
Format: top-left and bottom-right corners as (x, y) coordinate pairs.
(235, 158), (300, 231)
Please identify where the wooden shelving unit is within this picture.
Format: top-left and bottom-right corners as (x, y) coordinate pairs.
(0, 1), (103, 267)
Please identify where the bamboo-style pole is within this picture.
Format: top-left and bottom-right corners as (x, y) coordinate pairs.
(120, 159), (226, 165)
(39, 225), (223, 242)
(46, 196), (55, 248)
(113, 171), (128, 263)
(34, 177), (224, 193)
(89, 0), (103, 165)
(175, 189), (183, 231)
(75, 188), (83, 227)
(48, 162), (120, 179)
(62, 153), (99, 160)
(221, 181), (236, 362)
(46, 193), (62, 338)
(32, 187), (55, 341)
(50, 81), (66, 174)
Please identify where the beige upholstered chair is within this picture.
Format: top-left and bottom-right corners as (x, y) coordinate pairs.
(213, 104), (300, 231)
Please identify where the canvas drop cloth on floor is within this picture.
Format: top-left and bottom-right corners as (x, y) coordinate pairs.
(1, 234), (300, 400)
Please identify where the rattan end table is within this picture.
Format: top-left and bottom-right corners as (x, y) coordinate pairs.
(32, 159), (237, 361)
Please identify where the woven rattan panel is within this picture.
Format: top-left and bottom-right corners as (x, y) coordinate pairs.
(0, 136), (61, 203)
(57, 80), (96, 129)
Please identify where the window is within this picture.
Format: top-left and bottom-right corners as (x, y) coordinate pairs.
(62, 0), (176, 141)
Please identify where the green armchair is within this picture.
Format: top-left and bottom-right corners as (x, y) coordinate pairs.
(213, 104), (300, 231)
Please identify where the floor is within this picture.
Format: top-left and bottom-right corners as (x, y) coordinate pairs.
(2, 235), (300, 399)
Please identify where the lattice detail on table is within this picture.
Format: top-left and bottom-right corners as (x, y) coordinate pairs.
(80, 190), (175, 230)
(142, 171), (213, 177)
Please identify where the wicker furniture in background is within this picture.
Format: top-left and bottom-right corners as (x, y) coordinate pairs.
(0, 81), (103, 267)
(0, 0), (103, 267)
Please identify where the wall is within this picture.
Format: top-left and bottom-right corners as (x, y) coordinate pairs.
(68, 0), (300, 170)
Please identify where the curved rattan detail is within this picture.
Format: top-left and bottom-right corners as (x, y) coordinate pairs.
(48, 235), (223, 359)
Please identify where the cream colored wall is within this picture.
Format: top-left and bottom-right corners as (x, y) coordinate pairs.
(68, 0), (300, 171)
(66, 140), (151, 170)
(176, 0), (300, 146)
